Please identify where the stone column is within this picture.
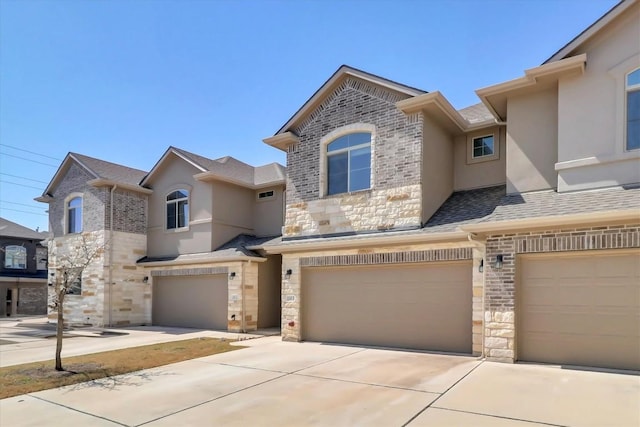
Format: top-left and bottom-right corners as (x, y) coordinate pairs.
(281, 255), (301, 342)
(471, 247), (485, 356)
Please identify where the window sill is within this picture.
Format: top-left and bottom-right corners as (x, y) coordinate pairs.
(164, 226), (190, 234)
(323, 188), (373, 199)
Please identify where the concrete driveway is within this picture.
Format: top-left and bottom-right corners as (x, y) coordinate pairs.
(2, 337), (639, 427)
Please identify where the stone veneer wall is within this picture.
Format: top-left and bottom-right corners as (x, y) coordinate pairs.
(146, 261), (260, 333)
(48, 231), (107, 326)
(106, 231), (149, 326)
(281, 242), (480, 353)
(484, 223), (640, 362)
(284, 76), (424, 238)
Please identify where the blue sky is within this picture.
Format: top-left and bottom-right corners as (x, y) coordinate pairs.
(0, 0), (619, 232)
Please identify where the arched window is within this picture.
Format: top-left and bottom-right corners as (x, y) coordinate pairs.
(326, 132), (371, 195)
(626, 68), (640, 151)
(166, 190), (189, 229)
(4, 245), (27, 269)
(67, 196), (82, 234)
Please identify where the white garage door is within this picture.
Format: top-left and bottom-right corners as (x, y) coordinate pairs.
(518, 250), (640, 370)
(302, 261), (472, 353)
(153, 274), (228, 330)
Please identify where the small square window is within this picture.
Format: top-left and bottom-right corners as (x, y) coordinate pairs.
(472, 135), (494, 158)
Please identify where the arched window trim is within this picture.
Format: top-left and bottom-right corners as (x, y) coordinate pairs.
(319, 123), (375, 198)
(165, 188), (190, 231)
(64, 193), (83, 235)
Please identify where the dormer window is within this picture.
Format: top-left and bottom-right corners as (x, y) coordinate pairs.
(326, 132), (371, 195)
(626, 68), (640, 151)
(166, 190), (189, 230)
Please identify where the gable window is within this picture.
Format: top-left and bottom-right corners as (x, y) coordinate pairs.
(67, 196), (82, 234)
(327, 132), (371, 195)
(626, 68), (640, 151)
(472, 135), (495, 158)
(4, 245), (27, 269)
(166, 190), (189, 230)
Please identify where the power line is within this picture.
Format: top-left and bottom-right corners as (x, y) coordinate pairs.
(0, 173), (49, 184)
(0, 207), (47, 216)
(0, 143), (62, 161)
(0, 153), (58, 167)
(0, 200), (46, 210)
(0, 179), (44, 191)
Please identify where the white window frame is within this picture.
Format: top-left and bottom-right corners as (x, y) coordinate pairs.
(319, 123), (376, 198)
(467, 131), (499, 164)
(64, 193), (83, 235)
(4, 245), (27, 269)
(625, 67), (640, 151)
(608, 54), (640, 155)
(165, 189), (190, 231)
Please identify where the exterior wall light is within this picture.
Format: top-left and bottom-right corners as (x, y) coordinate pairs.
(285, 269), (293, 279)
(479, 259), (484, 273)
(229, 272), (236, 279)
(142, 276), (149, 283)
(494, 254), (504, 269)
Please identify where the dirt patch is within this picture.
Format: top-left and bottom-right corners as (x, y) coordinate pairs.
(0, 337), (243, 399)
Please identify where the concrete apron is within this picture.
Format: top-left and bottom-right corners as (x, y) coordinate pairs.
(1, 340), (638, 427)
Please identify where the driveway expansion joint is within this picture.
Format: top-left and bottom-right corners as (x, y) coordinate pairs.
(292, 372), (443, 395)
(428, 407), (570, 427)
(29, 394), (128, 426)
(402, 359), (485, 427)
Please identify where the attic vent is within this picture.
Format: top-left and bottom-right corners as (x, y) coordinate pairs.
(258, 190), (275, 200)
(287, 144), (299, 153)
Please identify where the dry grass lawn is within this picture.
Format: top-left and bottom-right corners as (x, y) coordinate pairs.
(0, 337), (243, 399)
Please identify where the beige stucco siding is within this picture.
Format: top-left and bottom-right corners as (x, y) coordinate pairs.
(454, 126), (507, 191)
(422, 115), (454, 223)
(146, 155), (214, 257)
(211, 181), (254, 249)
(556, 4), (640, 191)
(254, 186), (285, 237)
(506, 86), (559, 194)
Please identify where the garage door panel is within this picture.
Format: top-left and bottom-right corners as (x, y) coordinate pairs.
(519, 251), (640, 371)
(153, 274), (228, 330)
(302, 262), (472, 353)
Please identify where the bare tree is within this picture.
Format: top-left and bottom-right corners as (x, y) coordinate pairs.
(48, 233), (106, 371)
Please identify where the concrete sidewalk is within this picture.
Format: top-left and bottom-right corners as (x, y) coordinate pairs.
(0, 316), (280, 367)
(1, 338), (638, 426)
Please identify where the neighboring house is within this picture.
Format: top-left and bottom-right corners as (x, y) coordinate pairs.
(36, 153), (150, 327)
(136, 147), (285, 331)
(37, 147), (285, 332)
(0, 217), (48, 316)
(263, 0), (640, 371)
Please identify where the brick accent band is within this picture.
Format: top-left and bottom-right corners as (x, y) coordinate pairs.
(300, 248), (472, 267)
(151, 267), (229, 277)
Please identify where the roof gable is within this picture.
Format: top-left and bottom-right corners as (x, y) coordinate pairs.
(274, 65), (426, 136)
(38, 152), (147, 198)
(141, 146), (286, 189)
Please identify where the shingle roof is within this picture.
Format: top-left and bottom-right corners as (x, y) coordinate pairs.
(170, 146), (285, 187)
(0, 217), (48, 240)
(458, 103), (494, 124)
(485, 184), (640, 223)
(71, 153), (147, 186)
(137, 233), (281, 264)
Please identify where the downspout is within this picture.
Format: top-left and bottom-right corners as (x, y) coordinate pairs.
(241, 262), (246, 333)
(108, 185), (117, 327)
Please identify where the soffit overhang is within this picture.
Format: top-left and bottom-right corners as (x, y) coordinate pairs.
(476, 54), (587, 121)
